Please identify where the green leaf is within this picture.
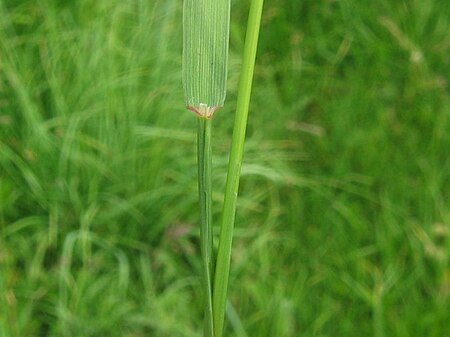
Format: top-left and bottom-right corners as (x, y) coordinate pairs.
(183, 0), (231, 118)
(213, 0), (265, 336)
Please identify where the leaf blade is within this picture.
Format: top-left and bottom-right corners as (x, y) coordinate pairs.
(183, 0), (231, 116)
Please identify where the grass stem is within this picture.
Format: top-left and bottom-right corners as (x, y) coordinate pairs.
(212, 0), (265, 336)
(197, 117), (214, 337)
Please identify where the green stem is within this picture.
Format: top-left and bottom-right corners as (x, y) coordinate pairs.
(198, 117), (214, 337)
(213, 0), (264, 336)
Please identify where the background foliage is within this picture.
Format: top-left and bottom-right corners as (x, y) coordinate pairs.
(1, 0), (449, 336)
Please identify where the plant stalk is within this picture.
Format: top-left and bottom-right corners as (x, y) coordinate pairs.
(212, 0), (265, 336)
(197, 117), (214, 337)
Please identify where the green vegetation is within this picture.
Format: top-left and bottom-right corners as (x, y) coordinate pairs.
(184, 1), (264, 335)
(183, 0), (232, 334)
(212, 1), (264, 336)
(183, 0), (230, 115)
(1, 1), (449, 336)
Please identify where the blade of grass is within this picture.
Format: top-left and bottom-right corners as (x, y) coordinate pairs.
(183, 0), (231, 118)
(197, 117), (214, 337)
(213, 0), (265, 336)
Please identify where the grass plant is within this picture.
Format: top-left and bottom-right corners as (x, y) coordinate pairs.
(1, 0), (450, 336)
(184, 0), (264, 335)
(183, 0), (231, 335)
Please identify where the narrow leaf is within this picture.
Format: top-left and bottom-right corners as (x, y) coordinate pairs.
(183, 0), (231, 118)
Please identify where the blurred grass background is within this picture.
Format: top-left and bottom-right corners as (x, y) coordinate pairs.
(1, 0), (450, 336)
